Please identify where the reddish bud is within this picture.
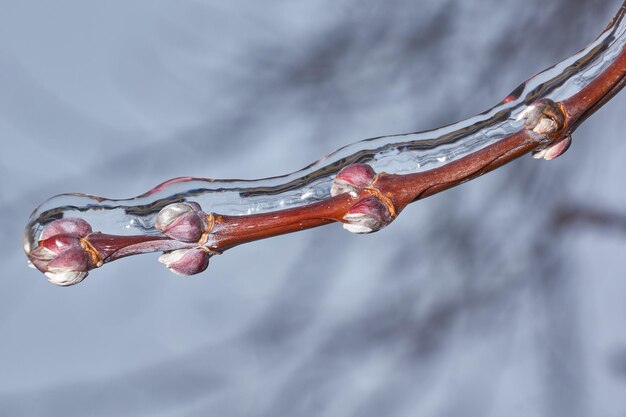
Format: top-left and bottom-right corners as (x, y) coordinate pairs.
(532, 134), (572, 160)
(158, 248), (210, 276)
(45, 249), (89, 286)
(29, 234), (91, 286)
(40, 218), (92, 241)
(331, 164), (377, 197)
(342, 196), (392, 234)
(38, 234), (83, 256)
(155, 202), (209, 243)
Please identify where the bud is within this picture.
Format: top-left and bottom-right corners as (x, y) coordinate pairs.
(40, 217), (92, 241)
(155, 202), (209, 243)
(331, 164), (377, 197)
(517, 98), (564, 135)
(158, 248), (210, 276)
(532, 134), (572, 160)
(44, 248), (89, 286)
(342, 196), (393, 234)
(31, 234), (84, 260)
(29, 234), (91, 286)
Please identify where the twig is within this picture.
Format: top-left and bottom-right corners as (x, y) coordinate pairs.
(24, 1), (626, 285)
(551, 204), (626, 234)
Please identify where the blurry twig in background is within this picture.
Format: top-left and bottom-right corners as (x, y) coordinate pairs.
(552, 204), (626, 234)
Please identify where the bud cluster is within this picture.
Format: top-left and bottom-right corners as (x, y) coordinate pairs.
(155, 202), (215, 276)
(28, 218), (95, 286)
(330, 164), (394, 234)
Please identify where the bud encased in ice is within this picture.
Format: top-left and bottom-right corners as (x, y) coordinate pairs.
(331, 164), (377, 197)
(155, 202), (210, 243)
(45, 248), (89, 286)
(29, 233), (91, 286)
(40, 218), (92, 241)
(518, 98), (564, 135)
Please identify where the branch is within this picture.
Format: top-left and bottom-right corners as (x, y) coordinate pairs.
(24, 2), (626, 286)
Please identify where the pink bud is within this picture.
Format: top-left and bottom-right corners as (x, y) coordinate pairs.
(155, 202), (209, 243)
(40, 218), (92, 241)
(331, 164), (377, 197)
(29, 235), (91, 286)
(342, 196), (392, 234)
(45, 249), (89, 286)
(532, 134), (572, 160)
(34, 235), (84, 258)
(158, 248), (210, 276)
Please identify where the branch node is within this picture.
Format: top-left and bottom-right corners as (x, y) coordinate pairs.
(330, 164), (397, 233)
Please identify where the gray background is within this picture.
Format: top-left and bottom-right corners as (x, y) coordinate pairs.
(1, 0), (626, 416)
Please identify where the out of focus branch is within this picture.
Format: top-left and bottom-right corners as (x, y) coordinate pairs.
(552, 204), (626, 235)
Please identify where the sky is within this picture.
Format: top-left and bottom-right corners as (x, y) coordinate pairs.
(1, 0), (625, 416)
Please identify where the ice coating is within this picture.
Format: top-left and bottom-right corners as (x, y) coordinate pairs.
(23, 5), (626, 256)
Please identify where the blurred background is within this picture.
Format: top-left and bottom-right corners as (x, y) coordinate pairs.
(1, 0), (626, 416)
